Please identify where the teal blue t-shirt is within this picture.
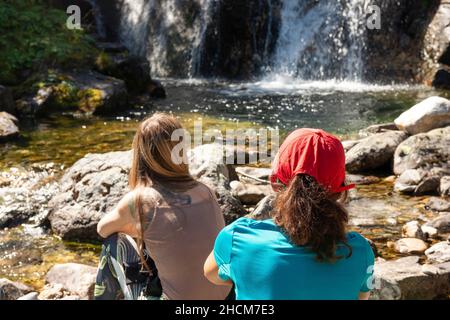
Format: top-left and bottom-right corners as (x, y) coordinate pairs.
(214, 218), (375, 300)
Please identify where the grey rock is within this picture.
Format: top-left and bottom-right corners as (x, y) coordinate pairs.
(49, 144), (246, 240)
(394, 96), (450, 135)
(0, 165), (60, 229)
(426, 197), (450, 212)
(17, 292), (39, 300)
(346, 174), (381, 185)
(230, 181), (273, 205)
(425, 213), (450, 233)
(246, 195), (275, 221)
(346, 131), (408, 173)
(0, 278), (32, 300)
(421, 226), (438, 239)
(393, 238), (428, 254)
(371, 256), (450, 300)
(440, 176), (450, 196)
(188, 143), (247, 224)
(393, 126), (450, 176)
(48, 150), (131, 240)
(394, 169), (443, 195)
(402, 221), (425, 240)
(235, 166), (272, 182)
(342, 140), (360, 152)
(358, 122), (398, 138)
(425, 241), (450, 264)
(0, 112), (19, 141)
(45, 263), (97, 300)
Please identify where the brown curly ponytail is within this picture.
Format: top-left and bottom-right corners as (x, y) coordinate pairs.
(272, 174), (352, 263)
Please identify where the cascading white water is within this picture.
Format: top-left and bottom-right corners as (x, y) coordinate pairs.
(116, 0), (216, 78)
(268, 0), (371, 81)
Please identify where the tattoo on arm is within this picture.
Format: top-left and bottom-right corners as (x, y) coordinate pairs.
(128, 193), (136, 219)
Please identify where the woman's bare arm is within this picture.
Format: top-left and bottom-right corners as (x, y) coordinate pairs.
(358, 291), (371, 300)
(204, 251), (233, 286)
(97, 191), (140, 238)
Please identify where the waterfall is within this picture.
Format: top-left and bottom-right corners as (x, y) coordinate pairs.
(268, 0), (371, 81)
(115, 0), (217, 78)
(93, 0), (371, 81)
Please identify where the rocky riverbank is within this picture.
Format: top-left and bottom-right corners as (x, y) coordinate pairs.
(1, 95), (450, 300)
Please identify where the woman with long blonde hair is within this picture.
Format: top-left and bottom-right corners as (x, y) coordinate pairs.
(94, 112), (231, 300)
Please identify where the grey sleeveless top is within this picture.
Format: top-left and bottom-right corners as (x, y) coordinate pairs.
(142, 183), (230, 300)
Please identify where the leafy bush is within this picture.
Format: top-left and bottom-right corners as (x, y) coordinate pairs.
(0, 0), (97, 85)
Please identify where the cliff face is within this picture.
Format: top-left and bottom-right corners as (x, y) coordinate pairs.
(50, 0), (450, 84)
(364, 0), (450, 84)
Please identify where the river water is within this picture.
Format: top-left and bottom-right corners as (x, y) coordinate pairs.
(1, 80), (448, 289)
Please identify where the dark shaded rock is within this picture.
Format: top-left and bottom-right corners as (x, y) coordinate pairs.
(18, 70), (128, 116)
(147, 80), (166, 98)
(95, 53), (156, 95)
(0, 85), (15, 114)
(432, 69), (450, 90)
(346, 131), (408, 173)
(393, 126), (450, 176)
(439, 45), (450, 66)
(0, 112), (19, 141)
(0, 279), (32, 300)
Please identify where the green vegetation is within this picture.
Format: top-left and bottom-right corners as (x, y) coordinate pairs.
(0, 0), (97, 85)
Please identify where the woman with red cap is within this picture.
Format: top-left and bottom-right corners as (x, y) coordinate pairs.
(204, 128), (375, 300)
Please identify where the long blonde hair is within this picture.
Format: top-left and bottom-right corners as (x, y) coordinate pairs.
(129, 112), (197, 271)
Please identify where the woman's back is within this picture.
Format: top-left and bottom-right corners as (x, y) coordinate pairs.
(214, 218), (374, 300)
(142, 183), (230, 300)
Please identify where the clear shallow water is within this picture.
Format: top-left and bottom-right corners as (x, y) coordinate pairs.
(1, 80), (447, 169)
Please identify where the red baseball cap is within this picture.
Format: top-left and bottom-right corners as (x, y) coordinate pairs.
(270, 128), (355, 193)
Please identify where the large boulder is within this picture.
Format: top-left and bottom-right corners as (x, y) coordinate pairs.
(345, 131), (408, 173)
(0, 85), (15, 114)
(48, 150), (132, 241)
(49, 144), (246, 240)
(393, 126), (450, 176)
(188, 143), (247, 223)
(16, 71), (128, 116)
(394, 96), (450, 135)
(0, 112), (19, 141)
(0, 279), (32, 300)
(42, 263), (97, 300)
(371, 256), (450, 300)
